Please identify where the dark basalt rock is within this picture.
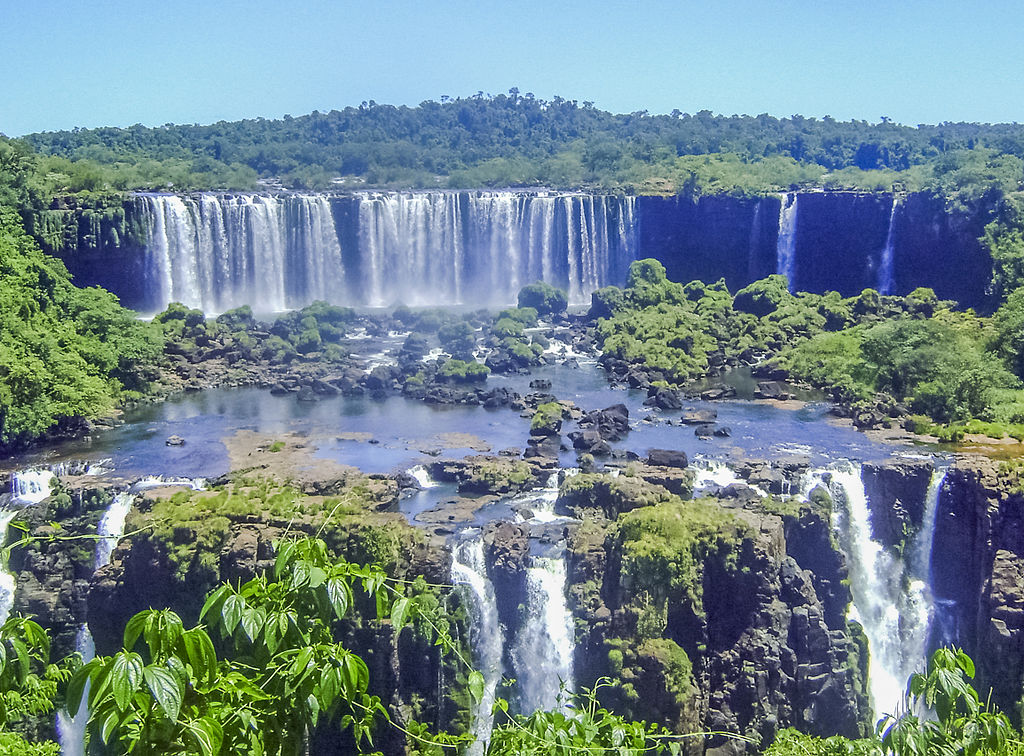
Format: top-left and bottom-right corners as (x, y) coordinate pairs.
(861, 458), (934, 549)
(755, 381), (790, 400)
(524, 434), (561, 460)
(645, 385), (682, 410)
(680, 408), (718, 425)
(568, 429), (611, 457)
(483, 521), (529, 634)
(646, 449), (689, 469)
(578, 403), (630, 441)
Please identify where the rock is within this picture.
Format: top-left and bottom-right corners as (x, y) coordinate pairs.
(713, 425), (732, 437)
(646, 449), (689, 469)
(701, 386), (738, 401)
(861, 458), (934, 549)
(312, 379), (339, 396)
(525, 434), (561, 460)
(482, 386), (520, 409)
(645, 385), (682, 410)
(680, 408), (718, 424)
(568, 429), (611, 457)
(296, 385), (319, 402)
(529, 378), (552, 390)
(755, 381), (791, 400)
(483, 522), (529, 632)
(694, 423), (716, 438)
(578, 404), (630, 441)
(165, 435), (185, 446)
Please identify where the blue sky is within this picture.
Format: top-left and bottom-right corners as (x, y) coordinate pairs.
(3, 0), (1023, 136)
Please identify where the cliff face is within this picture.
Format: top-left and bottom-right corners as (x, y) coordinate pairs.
(44, 190), (992, 312)
(931, 457), (1024, 718)
(559, 472), (869, 754)
(637, 192), (990, 309)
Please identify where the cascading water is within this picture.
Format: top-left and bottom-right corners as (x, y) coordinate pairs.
(58, 492), (136, 756)
(776, 193), (799, 291)
(136, 192), (636, 311)
(821, 462), (942, 720)
(0, 509), (20, 624)
(56, 625), (95, 756)
(137, 192), (344, 313)
(511, 555), (575, 714)
(877, 196), (900, 295)
(10, 469), (55, 505)
(451, 533), (504, 756)
(407, 465), (439, 489)
(508, 471), (576, 712)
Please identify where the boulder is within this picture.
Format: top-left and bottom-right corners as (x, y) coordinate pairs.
(646, 449), (689, 469)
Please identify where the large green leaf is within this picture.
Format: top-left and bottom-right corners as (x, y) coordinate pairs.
(468, 670), (485, 706)
(188, 716), (224, 756)
(390, 597), (411, 631)
(110, 651), (143, 711)
(221, 594), (246, 635)
(122, 610), (149, 651)
(181, 628), (217, 684)
(143, 664), (184, 721)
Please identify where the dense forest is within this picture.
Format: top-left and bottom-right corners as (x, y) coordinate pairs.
(6, 92), (1024, 204)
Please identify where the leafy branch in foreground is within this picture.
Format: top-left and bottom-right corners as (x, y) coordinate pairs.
(65, 537), (467, 755)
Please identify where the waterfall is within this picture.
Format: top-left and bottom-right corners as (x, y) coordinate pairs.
(10, 469), (55, 504)
(776, 193), (798, 291)
(822, 462), (941, 720)
(58, 492), (135, 756)
(0, 509), (20, 624)
(407, 465), (439, 489)
(56, 625), (95, 756)
(135, 191), (637, 311)
(512, 554), (575, 714)
(877, 196), (900, 295)
(137, 193), (343, 313)
(94, 492), (135, 569)
(451, 533), (504, 756)
(130, 476), (206, 492)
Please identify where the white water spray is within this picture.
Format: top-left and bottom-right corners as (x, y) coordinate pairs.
(451, 534), (504, 756)
(776, 193), (799, 291)
(10, 469), (55, 505)
(877, 196), (900, 295)
(821, 462), (943, 720)
(58, 492), (136, 756)
(512, 555), (575, 714)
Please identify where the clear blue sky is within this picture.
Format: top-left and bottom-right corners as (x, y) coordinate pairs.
(3, 0), (1023, 136)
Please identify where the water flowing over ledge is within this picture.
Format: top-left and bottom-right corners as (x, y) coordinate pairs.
(134, 191), (637, 312)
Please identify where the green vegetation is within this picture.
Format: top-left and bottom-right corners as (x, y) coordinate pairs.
(517, 282), (568, 316)
(437, 358), (489, 383)
(9, 95), (1024, 204)
(614, 496), (751, 612)
(592, 258), (1024, 438)
(0, 206), (160, 448)
(530, 402), (564, 434)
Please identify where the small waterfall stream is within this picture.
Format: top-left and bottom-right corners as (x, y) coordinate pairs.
(57, 492), (136, 756)
(510, 472), (575, 712)
(815, 461), (944, 720)
(512, 555), (575, 714)
(877, 197), (900, 295)
(776, 193), (799, 291)
(451, 534), (504, 756)
(10, 469), (56, 505)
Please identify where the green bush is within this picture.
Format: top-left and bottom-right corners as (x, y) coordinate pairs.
(517, 281), (568, 315)
(0, 207), (160, 446)
(437, 359), (489, 383)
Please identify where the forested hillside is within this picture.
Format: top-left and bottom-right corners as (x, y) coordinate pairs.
(10, 92), (1024, 200)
